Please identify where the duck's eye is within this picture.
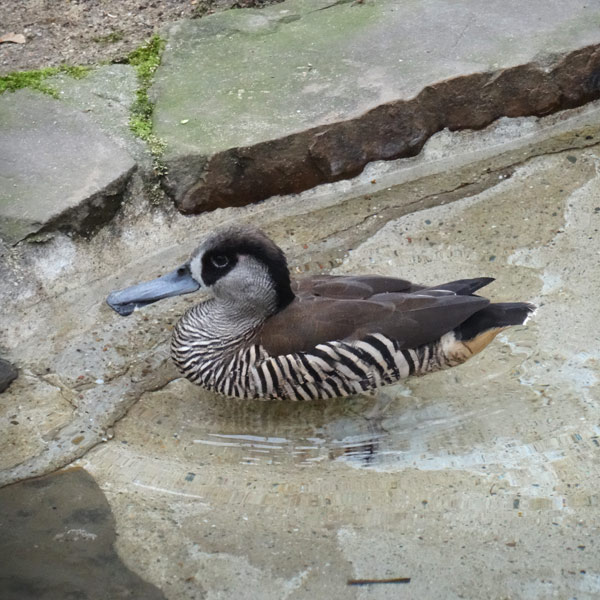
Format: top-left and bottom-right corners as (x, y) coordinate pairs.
(211, 255), (229, 269)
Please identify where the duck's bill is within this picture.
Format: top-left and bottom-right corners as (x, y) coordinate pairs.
(107, 266), (200, 316)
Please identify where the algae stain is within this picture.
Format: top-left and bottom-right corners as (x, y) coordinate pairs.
(0, 65), (91, 98)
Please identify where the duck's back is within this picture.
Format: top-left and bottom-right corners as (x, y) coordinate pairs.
(259, 275), (491, 356)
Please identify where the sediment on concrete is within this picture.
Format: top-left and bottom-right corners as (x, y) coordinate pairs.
(2, 100), (599, 489)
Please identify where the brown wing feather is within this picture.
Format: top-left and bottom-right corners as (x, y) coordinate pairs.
(259, 287), (489, 356)
(292, 274), (423, 299)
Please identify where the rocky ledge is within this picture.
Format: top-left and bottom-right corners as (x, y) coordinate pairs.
(154, 0), (600, 212)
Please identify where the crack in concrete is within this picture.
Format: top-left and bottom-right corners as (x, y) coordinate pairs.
(450, 18), (473, 51)
(0, 347), (179, 488)
(329, 167), (516, 246)
(324, 125), (600, 249)
(311, 0), (354, 13)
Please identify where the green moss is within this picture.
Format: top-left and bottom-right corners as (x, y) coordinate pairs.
(0, 65), (91, 97)
(127, 35), (166, 162)
(128, 35), (164, 82)
(59, 65), (90, 80)
(1, 35), (166, 171)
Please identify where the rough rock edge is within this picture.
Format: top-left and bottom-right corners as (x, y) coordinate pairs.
(0, 359), (18, 393)
(24, 165), (138, 244)
(171, 44), (600, 213)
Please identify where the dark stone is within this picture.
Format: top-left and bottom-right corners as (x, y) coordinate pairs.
(0, 468), (166, 600)
(0, 358), (17, 393)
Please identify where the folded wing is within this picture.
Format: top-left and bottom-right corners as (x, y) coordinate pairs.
(260, 275), (492, 355)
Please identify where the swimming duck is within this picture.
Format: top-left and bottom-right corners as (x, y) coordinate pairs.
(107, 225), (534, 400)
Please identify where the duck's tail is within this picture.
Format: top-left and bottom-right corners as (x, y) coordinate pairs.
(454, 302), (536, 356)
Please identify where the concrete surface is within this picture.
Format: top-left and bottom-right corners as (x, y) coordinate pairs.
(73, 138), (600, 599)
(0, 90), (136, 244)
(153, 0), (600, 211)
(2, 101), (599, 488)
(1, 99), (600, 598)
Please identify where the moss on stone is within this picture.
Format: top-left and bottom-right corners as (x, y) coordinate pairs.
(127, 35), (167, 162)
(0, 65), (91, 97)
(0, 35), (167, 173)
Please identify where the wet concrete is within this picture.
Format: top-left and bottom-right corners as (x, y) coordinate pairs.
(71, 137), (600, 598)
(2, 102), (598, 487)
(2, 102), (600, 597)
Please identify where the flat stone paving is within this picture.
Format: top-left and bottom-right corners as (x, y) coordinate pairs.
(0, 90), (135, 244)
(2, 0), (600, 246)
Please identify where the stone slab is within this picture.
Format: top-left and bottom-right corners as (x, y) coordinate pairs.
(0, 90), (136, 244)
(47, 64), (152, 170)
(154, 0), (600, 212)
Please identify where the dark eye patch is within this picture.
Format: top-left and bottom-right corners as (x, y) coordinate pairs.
(201, 250), (237, 286)
(198, 231), (294, 309)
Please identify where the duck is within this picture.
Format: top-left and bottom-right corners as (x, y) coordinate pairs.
(107, 225), (535, 401)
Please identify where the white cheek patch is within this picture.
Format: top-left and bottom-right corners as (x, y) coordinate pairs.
(189, 255), (206, 287)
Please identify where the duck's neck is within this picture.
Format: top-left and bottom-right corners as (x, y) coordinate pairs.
(171, 298), (267, 382)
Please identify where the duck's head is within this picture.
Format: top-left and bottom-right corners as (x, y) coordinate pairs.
(107, 225), (295, 317)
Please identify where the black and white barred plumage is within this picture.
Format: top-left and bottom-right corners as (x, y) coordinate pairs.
(108, 225), (535, 400)
(172, 321), (464, 400)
